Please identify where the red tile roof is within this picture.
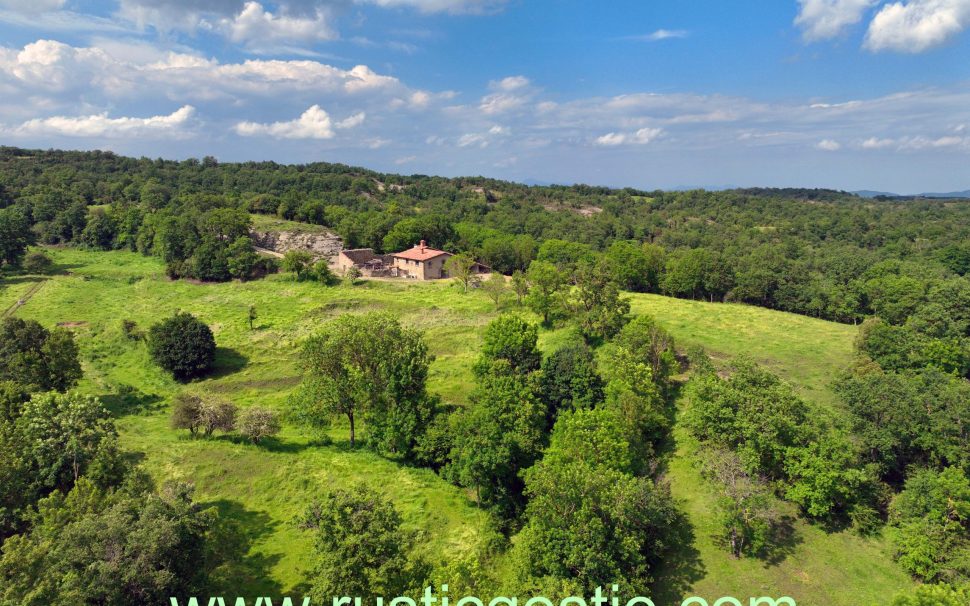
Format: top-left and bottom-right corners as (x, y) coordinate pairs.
(391, 240), (452, 262)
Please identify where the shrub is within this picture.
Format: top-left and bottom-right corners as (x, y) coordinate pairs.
(146, 312), (216, 380)
(121, 319), (142, 340)
(237, 406), (281, 444)
(22, 251), (53, 274)
(312, 260), (339, 285)
(171, 392), (237, 436)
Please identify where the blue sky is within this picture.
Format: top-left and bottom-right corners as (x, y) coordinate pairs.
(1, 0), (969, 192)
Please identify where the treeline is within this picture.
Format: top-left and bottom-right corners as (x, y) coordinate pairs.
(682, 312), (970, 591)
(0, 317), (240, 605)
(3, 146), (970, 328)
(287, 303), (682, 597)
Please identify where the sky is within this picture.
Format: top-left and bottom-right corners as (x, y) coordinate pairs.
(1, 1), (969, 192)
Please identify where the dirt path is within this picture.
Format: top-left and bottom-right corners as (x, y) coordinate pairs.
(254, 246), (284, 258)
(1, 279), (46, 318)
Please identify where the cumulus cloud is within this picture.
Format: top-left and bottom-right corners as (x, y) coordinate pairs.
(816, 138), (842, 150)
(491, 75), (530, 91)
(15, 105), (195, 137)
(862, 136), (895, 148)
(795, 0), (878, 40)
(234, 104), (364, 139)
(219, 2), (339, 47)
(865, 0), (970, 52)
(478, 76), (535, 115)
(595, 127), (664, 146)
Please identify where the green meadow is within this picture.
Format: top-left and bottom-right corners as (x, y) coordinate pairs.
(4, 247), (912, 604)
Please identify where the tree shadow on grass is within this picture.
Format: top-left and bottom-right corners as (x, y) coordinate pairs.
(98, 388), (165, 416)
(761, 515), (802, 567)
(210, 347), (249, 379)
(210, 433), (332, 454)
(203, 499), (285, 597)
(650, 508), (706, 605)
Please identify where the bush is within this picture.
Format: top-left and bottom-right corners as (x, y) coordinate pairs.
(237, 406), (281, 444)
(121, 319), (142, 340)
(22, 251), (53, 274)
(312, 260), (339, 285)
(146, 312), (216, 380)
(171, 393), (236, 436)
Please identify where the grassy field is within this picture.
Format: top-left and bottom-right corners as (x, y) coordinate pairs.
(5, 247), (912, 604)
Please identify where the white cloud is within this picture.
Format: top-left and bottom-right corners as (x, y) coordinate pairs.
(862, 136), (895, 148)
(480, 92), (528, 115)
(595, 127), (664, 146)
(860, 133), (969, 149)
(795, 0), (877, 40)
(492, 75), (530, 91)
(15, 105), (195, 137)
(336, 111), (366, 128)
(816, 138), (842, 150)
(625, 29), (689, 41)
(865, 0), (970, 52)
(234, 104), (364, 139)
(219, 2), (338, 47)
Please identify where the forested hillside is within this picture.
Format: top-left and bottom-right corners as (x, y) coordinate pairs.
(1, 148), (969, 606)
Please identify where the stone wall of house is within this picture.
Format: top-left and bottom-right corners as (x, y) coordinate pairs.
(250, 230), (343, 261)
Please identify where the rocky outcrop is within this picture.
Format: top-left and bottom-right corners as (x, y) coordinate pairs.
(250, 230), (343, 261)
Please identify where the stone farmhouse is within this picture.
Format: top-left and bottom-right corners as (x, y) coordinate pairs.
(335, 240), (489, 280)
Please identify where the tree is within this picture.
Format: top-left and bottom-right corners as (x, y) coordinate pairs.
(614, 315), (678, 391)
(539, 339), (604, 423)
(171, 393), (236, 437)
(444, 252), (477, 293)
(15, 392), (116, 491)
(0, 207), (33, 269)
(889, 583), (970, 606)
(237, 406), (281, 444)
(525, 260), (565, 325)
(511, 269), (529, 305)
(783, 431), (874, 520)
(889, 466), (970, 583)
(536, 239), (596, 272)
(298, 486), (425, 601)
(281, 250), (314, 280)
(474, 314), (541, 376)
(482, 272), (508, 308)
(294, 313), (435, 455)
(22, 251), (53, 274)
(312, 260), (339, 285)
(0, 479), (222, 606)
(699, 448), (779, 558)
(226, 237), (259, 280)
(514, 406), (676, 594)
(569, 260), (631, 342)
(78, 209), (117, 250)
(0, 317), (82, 392)
(146, 312), (216, 380)
(346, 265), (362, 285)
(445, 365), (546, 518)
(683, 359), (809, 479)
(601, 346), (668, 456)
(604, 240), (652, 292)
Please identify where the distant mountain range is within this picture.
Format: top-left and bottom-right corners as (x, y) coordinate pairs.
(854, 189), (970, 199)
